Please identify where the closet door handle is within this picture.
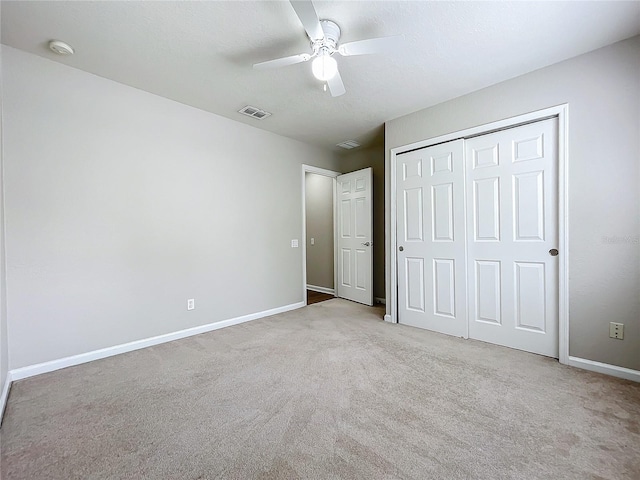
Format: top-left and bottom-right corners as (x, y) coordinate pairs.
(362, 242), (371, 247)
(399, 246), (404, 252)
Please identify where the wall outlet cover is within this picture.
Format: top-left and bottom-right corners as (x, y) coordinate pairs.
(609, 322), (624, 340)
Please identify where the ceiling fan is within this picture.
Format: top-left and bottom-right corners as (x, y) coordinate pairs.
(253, 0), (402, 97)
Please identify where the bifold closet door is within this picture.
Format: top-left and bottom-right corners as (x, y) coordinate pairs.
(396, 140), (467, 337)
(465, 119), (559, 357)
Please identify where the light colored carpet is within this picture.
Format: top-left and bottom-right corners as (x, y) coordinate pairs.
(1, 299), (639, 479)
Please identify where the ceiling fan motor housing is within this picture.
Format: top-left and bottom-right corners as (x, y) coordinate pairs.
(312, 20), (341, 53)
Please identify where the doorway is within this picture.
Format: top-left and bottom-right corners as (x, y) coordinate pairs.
(302, 165), (374, 306)
(304, 169), (337, 304)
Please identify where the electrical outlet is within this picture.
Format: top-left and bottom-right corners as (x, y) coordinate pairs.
(609, 322), (624, 340)
(291, 239), (299, 248)
(187, 298), (195, 311)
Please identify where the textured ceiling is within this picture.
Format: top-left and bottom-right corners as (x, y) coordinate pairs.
(2, 1), (639, 152)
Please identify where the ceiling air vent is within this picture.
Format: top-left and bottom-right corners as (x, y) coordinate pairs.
(336, 140), (360, 149)
(238, 105), (271, 120)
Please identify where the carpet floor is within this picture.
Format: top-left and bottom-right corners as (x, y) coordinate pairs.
(1, 299), (639, 479)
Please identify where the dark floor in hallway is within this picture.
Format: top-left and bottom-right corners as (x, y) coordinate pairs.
(307, 289), (334, 304)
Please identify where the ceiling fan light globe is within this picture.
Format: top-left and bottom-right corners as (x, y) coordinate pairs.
(312, 54), (337, 81)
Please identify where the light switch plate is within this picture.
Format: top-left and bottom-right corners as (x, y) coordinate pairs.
(311, 238), (315, 245)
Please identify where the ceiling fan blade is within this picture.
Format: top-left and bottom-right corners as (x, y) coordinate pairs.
(338, 35), (404, 56)
(327, 70), (346, 97)
(290, 0), (324, 41)
(253, 53), (311, 70)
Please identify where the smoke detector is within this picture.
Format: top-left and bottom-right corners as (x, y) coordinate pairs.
(49, 40), (74, 56)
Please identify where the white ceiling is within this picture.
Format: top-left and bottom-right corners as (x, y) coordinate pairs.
(2, 1), (639, 152)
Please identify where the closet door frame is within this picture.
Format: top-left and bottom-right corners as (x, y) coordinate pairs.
(386, 104), (569, 365)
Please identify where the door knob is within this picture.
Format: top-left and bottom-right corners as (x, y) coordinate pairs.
(399, 246), (404, 252)
(361, 242), (371, 247)
(549, 248), (559, 256)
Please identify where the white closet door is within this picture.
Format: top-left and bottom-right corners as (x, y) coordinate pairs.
(465, 118), (559, 357)
(396, 140), (467, 337)
(337, 168), (373, 306)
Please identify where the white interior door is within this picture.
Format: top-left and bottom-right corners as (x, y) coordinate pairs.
(337, 168), (373, 306)
(466, 119), (558, 357)
(396, 140), (467, 336)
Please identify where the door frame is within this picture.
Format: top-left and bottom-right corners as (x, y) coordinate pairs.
(387, 104), (570, 364)
(301, 164), (341, 305)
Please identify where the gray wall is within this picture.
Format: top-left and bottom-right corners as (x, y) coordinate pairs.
(2, 46), (339, 370)
(341, 144), (385, 301)
(305, 173), (334, 290)
(385, 36), (640, 371)
(0, 17), (8, 398)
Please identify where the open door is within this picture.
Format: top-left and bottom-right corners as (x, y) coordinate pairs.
(337, 168), (373, 306)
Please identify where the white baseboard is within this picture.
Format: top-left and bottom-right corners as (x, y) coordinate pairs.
(375, 297), (386, 305)
(567, 356), (640, 383)
(1, 371), (12, 426)
(9, 301), (305, 382)
(306, 285), (335, 295)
